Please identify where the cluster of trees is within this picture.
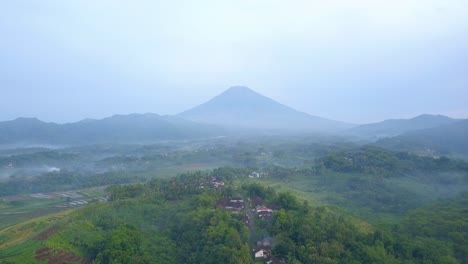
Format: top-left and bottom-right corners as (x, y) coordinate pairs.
(169, 196), (251, 264)
(110, 171), (209, 201)
(0, 151), (79, 167)
(46, 173), (252, 264)
(316, 146), (468, 177)
(247, 183), (464, 263)
(269, 204), (462, 263)
(257, 147), (468, 216)
(403, 192), (468, 262)
(313, 147), (468, 215)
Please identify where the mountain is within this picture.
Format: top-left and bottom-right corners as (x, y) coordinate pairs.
(377, 119), (468, 158)
(346, 114), (459, 140)
(0, 114), (223, 146)
(0, 118), (62, 144)
(178, 86), (352, 133)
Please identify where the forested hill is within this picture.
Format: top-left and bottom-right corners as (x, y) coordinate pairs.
(346, 114), (459, 140)
(316, 146), (468, 176)
(377, 119), (468, 159)
(0, 114), (223, 145)
(1, 172), (465, 263)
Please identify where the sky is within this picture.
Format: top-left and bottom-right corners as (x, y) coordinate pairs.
(1, 0), (467, 124)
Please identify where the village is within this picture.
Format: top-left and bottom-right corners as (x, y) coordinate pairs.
(208, 173), (287, 264)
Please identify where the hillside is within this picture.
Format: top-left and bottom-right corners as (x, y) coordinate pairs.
(377, 119), (468, 158)
(346, 114), (458, 140)
(0, 172), (465, 263)
(0, 114), (223, 146)
(179, 86), (352, 133)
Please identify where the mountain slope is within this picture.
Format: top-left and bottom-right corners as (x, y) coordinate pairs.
(0, 114), (222, 146)
(377, 119), (468, 158)
(346, 114), (458, 140)
(178, 86), (352, 132)
(0, 118), (62, 144)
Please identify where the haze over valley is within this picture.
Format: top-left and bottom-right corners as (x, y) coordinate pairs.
(1, 1), (467, 264)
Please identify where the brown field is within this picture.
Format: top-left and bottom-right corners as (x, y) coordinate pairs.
(35, 247), (91, 264)
(33, 225), (60, 241)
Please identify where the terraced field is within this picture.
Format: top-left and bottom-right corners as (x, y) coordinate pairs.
(0, 240), (43, 263)
(0, 186), (111, 263)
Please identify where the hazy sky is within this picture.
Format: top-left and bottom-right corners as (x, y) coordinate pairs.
(1, 0), (467, 124)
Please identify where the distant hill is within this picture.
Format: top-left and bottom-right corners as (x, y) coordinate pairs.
(377, 119), (468, 158)
(178, 86), (352, 133)
(0, 118), (63, 145)
(346, 114), (459, 140)
(0, 114), (223, 146)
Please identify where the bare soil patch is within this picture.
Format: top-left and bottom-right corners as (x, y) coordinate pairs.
(33, 226), (59, 241)
(35, 247), (91, 264)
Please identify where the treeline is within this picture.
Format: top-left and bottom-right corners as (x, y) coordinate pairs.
(0, 151), (79, 167)
(0, 164), (250, 197)
(0, 170), (146, 196)
(246, 183), (465, 264)
(259, 147), (468, 215)
(316, 146), (468, 176)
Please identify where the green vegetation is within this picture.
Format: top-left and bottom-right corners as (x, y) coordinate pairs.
(256, 146), (468, 221)
(403, 192), (468, 262)
(0, 240), (43, 264)
(316, 146), (468, 176)
(31, 173), (252, 264)
(2, 171), (465, 263)
(0, 170), (146, 196)
(1, 142), (467, 263)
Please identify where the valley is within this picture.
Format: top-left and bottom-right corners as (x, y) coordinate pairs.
(3, 0), (468, 262)
(1, 137), (467, 263)
(1, 87), (467, 263)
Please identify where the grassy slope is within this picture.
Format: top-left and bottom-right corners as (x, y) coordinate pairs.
(0, 208), (79, 263)
(0, 209), (76, 249)
(0, 186), (109, 230)
(254, 169), (467, 224)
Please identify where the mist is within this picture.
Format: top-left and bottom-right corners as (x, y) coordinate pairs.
(0, 2), (467, 263)
(1, 0), (467, 124)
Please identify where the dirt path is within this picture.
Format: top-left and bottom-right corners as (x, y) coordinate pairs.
(246, 198), (257, 249)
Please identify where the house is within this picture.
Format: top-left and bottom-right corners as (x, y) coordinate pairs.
(216, 197), (245, 212)
(230, 198), (244, 203)
(256, 205), (273, 213)
(213, 181), (225, 188)
(254, 249), (267, 258)
(259, 211), (273, 219)
(226, 197), (245, 211)
(249, 172), (261, 178)
(210, 176), (225, 189)
(249, 171), (268, 178)
(256, 205), (273, 219)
